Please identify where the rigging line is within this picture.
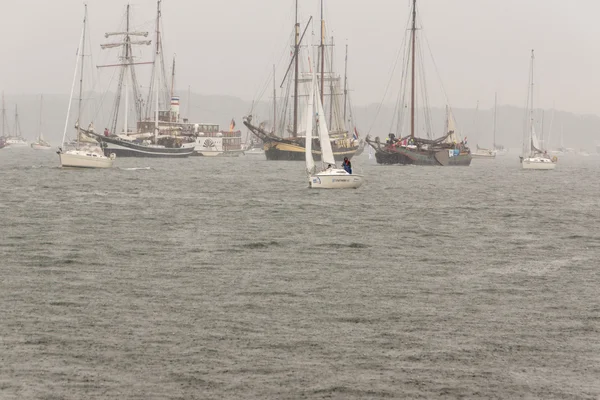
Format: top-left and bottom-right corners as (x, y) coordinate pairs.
(419, 24), (464, 140)
(91, 66), (120, 125)
(416, 37), (433, 138)
(392, 33), (411, 136)
(366, 10), (413, 137)
(249, 30), (295, 114)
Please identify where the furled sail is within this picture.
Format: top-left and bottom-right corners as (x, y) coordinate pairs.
(305, 70), (316, 174)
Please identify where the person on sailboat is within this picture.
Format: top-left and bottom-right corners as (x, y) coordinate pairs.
(342, 157), (352, 174)
(104, 128), (109, 137)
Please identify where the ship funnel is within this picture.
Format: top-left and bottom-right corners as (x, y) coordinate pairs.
(170, 96), (180, 122)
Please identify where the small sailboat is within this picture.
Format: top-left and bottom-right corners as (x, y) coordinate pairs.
(58, 5), (114, 168)
(472, 100), (496, 159)
(306, 67), (363, 189)
(492, 93), (507, 156)
(4, 105), (29, 147)
(31, 95), (52, 150)
(521, 50), (556, 170)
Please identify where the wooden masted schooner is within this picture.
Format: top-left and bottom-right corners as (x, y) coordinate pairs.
(366, 0), (471, 166)
(243, 0), (362, 162)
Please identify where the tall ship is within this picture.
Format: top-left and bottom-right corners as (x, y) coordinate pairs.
(243, 0), (361, 161)
(83, 2), (241, 158)
(366, 0), (471, 166)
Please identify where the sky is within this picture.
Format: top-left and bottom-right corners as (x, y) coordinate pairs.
(1, 0), (599, 115)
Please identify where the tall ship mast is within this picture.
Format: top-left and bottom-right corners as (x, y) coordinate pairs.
(243, 0), (361, 162)
(366, 0), (471, 166)
(83, 0), (242, 158)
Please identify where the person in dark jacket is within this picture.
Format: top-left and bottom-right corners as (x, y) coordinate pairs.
(342, 157), (352, 174)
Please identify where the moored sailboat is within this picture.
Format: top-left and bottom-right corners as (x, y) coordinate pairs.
(31, 95), (52, 150)
(520, 50), (556, 170)
(366, 0), (471, 166)
(4, 105), (29, 147)
(58, 5), (114, 169)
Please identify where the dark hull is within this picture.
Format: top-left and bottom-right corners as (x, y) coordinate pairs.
(89, 133), (194, 158)
(375, 148), (472, 166)
(263, 140), (358, 162)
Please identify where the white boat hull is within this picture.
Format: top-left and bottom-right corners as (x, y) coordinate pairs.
(31, 143), (52, 150)
(472, 153), (496, 159)
(59, 150), (113, 168)
(522, 157), (556, 170)
(308, 169), (364, 189)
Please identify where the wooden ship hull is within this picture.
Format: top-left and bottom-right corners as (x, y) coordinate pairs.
(374, 147), (471, 166)
(243, 119), (358, 161)
(366, 134), (472, 166)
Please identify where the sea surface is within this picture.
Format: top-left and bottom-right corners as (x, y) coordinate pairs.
(1, 147), (599, 399)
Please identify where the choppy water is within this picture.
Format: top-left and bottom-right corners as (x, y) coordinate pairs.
(1, 147), (599, 399)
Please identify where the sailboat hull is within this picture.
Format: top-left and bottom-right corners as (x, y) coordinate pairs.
(31, 143), (52, 150)
(374, 147), (472, 166)
(59, 150), (113, 168)
(522, 157), (556, 170)
(471, 153), (496, 159)
(308, 170), (364, 189)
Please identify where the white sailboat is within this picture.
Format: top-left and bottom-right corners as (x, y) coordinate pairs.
(472, 100), (496, 159)
(31, 95), (52, 150)
(5, 105), (29, 147)
(521, 50), (556, 170)
(58, 5), (114, 169)
(306, 68), (363, 189)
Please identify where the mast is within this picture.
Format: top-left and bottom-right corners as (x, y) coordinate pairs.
(123, 4), (130, 134)
(273, 64), (277, 134)
(14, 106), (19, 138)
(292, 0), (299, 137)
(343, 43), (348, 125)
(1, 92), (5, 138)
(410, 0), (416, 138)
(329, 35), (334, 129)
(320, 0), (325, 104)
(170, 55), (176, 98)
(493, 92), (497, 148)
(38, 94), (44, 141)
(77, 4), (87, 146)
(530, 49), (534, 143)
(154, 0), (161, 144)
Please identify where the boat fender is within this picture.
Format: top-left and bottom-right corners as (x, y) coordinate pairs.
(109, 153), (117, 160)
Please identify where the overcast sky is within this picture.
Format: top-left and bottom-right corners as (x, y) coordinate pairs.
(1, 0), (599, 114)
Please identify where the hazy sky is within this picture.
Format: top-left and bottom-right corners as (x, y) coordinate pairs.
(1, 0), (599, 115)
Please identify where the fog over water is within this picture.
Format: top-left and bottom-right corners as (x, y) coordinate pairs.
(1, 0), (600, 113)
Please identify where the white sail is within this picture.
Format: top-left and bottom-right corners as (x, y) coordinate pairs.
(531, 125), (542, 152)
(305, 71), (316, 174)
(315, 80), (336, 166)
(444, 108), (460, 144)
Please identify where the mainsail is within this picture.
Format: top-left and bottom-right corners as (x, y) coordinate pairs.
(315, 79), (336, 166)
